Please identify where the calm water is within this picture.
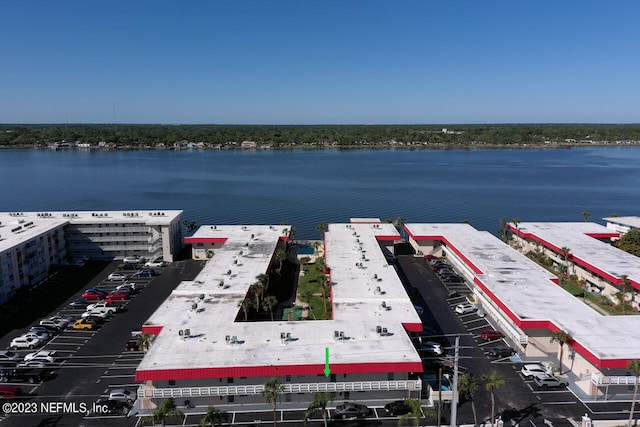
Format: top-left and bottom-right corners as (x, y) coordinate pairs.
(1, 147), (639, 239)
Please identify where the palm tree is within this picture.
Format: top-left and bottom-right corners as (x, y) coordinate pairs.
(618, 274), (631, 315)
(628, 359), (640, 426)
(143, 398), (184, 427)
(397, 399), (428, 426)
(499, 218), (508, 242)
(262, 295), (278, 321)
(275, 249), (287, 274)
(458, 373), (480, 426)
(303, 392), (333, 427)
(199, 405), (229, 427)
(582, 211), (591, 222)
(256, 273), (269, 291)
(481, 370), (505, 427)
(261, 378), (283, 427)
(316, 222), (327, 239)
(551, 330), (573, 375)
(239, 297), (253, 321)
(512, 217), (521, 230)
(139, 332), (154, 352)
(249, 281), (264, 309)
(559, 246), (571, 276)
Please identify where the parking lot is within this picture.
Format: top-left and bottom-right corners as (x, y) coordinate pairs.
(0, 258), (205, 426)
(396, 254), (588, 426)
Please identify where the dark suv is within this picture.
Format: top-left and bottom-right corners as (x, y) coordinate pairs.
(0, 368), (53, 384)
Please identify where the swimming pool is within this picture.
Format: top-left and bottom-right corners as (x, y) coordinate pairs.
(297, 246), (315, 255)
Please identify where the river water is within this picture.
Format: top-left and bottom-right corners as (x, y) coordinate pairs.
(1, 147), (638, 239)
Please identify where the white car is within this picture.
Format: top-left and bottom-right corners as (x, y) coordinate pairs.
(521, 363), (548, 379)
(109, 388), (135, 403)
(10, 336), (43, 350)
(108, 272), (128, 281)
(87, 301), (118, 312)
(420, 340), (443, 355)
(24, 350), (58, 364)
(533, 373), (568, 388)
(17, 360), (48, 368)
(455, 303), (477, 315)
(144, 258), (165, 268)
(81, 309), (112, 319)
(123, 256), (144, 264)
(22, 331), (50, 342)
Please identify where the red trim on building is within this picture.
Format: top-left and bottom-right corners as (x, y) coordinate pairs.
(142, 325), (164, 335)
(135, 361), (424, 381)
(585, 232), (620, 239)
(402, 322), (423, 333)
(184, 237), (228, 244)
(375, 235), (401, 241)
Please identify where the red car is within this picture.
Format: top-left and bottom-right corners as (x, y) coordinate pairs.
(480, 329), (504, 341)
(106, 290), (130, 301)
(82, 289), (106, 300)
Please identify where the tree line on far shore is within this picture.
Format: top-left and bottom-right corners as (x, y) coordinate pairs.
(1, 123), (640, 148)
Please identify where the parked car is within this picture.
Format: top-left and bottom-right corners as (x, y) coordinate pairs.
(10, 336), (43, 350)
(533, 373), (568, 388)
(29, 325), (58, 337)
(0, 351), (22, 364)
(23, 330), (50, 341)
(68, 299), (90, 308)
(108, 389), (135, 404)
(488, 346), (515, 358)
(123, 256), (143, 264)
(117, 263), (138, 271)
(81, 309), (112, 319)
(420, 340), (443, 355)
(17, 360), (48, 368)
(455, 303), (477, 315)
(144, 258), (165, 268)
(108, 272), (128, 281)
(0, 368), (52, 384)
(125, 338), (141, 352)
(480, 329), (504, 342)
(384, 400), (412, 415)
(521, 363), (548, 379)
(134, 269), (155, 277)
(39, 318), (67, 330)
(72, 318), (98, 330)
(443, 275), (465, 283)
(24, 350), (58, 364)
(334, 402), (371, 419)
(115, 283), (139, 294)
(105, 290), (130, 301)
(82, 289), (107, 300)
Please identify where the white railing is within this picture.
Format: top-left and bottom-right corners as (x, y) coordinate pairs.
(473, 287), (528, 345)
(591, 373), (640, 386)
(74, 226), (151, 233)
(137, 379), (421, 399)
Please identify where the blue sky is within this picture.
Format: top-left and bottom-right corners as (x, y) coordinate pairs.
(1, 1), (639, 124)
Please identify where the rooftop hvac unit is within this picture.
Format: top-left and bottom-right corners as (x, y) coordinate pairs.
(199, 294), (205, 300)
(191, 303), (198, 311)
(376, 325), (382, 334)
(334, 330), (340, 340)
(374, 286), (381, 295)
(382, 328), (388, 335)
(218, 280), (224, 287)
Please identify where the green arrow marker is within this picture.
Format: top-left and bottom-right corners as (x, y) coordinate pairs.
(323, 347), (331, 377)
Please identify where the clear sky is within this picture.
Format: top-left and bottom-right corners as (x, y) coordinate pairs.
(1, 0), (639, 124)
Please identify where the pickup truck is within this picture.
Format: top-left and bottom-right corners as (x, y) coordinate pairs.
(87, 301), (121, 313)
(81, 307), (114, 319)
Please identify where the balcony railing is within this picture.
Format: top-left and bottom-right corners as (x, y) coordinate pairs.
(138, 379), (421, 399)
(591, 373), (640, 386)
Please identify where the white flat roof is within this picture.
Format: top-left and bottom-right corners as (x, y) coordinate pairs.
(0, 210), (181, 253)
(407, 223), (640, 364)
(514, 222), (640, 288)
(137, 223), (422, 378)
(604, 216), (640, 229)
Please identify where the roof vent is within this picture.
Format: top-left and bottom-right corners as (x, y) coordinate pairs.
(225, 335), (238, 345)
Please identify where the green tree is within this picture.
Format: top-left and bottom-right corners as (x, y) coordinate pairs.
(458, 373), (480, 426)
(199, 405), (229, 427)
(316, 222), (327, 239)
(512, 217), (521, 230)
(139, 332), (154, 352)
(262, 295), (278, 321)
(582, 211), (591, 222)
(482, 370), (505, 427)
(303, 392), (333, 427)
(182, 219), (197, 232)
(249, 281), (264, 309)
(628, 359), (640, 426)
(616, 229), (640, 257)
(559, 246), (571, 275)
(300, 289), (316, 319)
(397, 399), (428, 426)
(551, 330), (573, 375)
(499, 218), (508, 242)
(275, 249), (287, 274)
(239, 298), (253, 321)
(261, 378), (284, 427)
(142, 398), (184, 427)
